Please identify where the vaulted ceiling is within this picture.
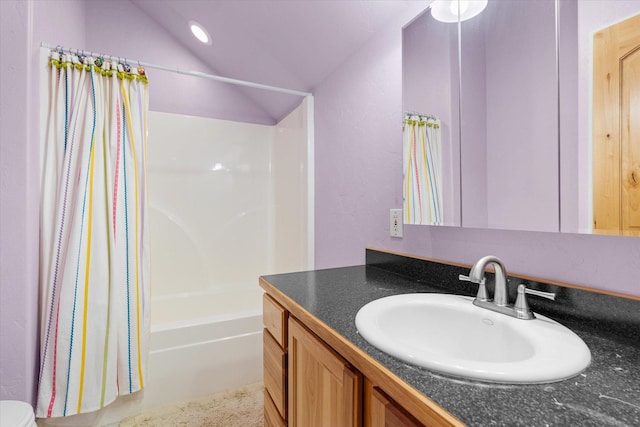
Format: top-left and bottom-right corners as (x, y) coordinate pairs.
(131, 0), (421, 121)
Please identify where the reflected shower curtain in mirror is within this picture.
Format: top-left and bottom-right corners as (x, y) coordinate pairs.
(37, 50), (150, 417)
(403, 114), (443, 225)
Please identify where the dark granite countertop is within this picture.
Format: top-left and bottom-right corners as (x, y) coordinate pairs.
(260, 250), (640, 427)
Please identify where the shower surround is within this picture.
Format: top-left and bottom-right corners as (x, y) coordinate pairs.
(143, 105), (310, 411)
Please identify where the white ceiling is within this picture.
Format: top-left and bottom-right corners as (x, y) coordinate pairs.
(131, 0), (422, 121)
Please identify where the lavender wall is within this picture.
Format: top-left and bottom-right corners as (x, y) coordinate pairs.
(0, 0), (88, 405)
(0, 0), (38, 405)
(314, 3), (429, 269)
(314, 4), (640, 297)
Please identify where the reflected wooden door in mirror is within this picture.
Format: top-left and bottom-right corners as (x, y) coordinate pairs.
(592, 13), (640, 236)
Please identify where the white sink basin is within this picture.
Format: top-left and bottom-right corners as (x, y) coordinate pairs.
(355, 293), (591, 384)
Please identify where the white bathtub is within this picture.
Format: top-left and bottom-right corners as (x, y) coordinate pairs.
(144, 288), (264, 410)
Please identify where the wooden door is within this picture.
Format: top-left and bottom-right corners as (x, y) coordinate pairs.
(593, 13), (640, 236)
(368, 386), (423, 427)
(288, 317), (362, 427)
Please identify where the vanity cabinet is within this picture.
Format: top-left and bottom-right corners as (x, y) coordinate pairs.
(288, 317), (362, 426)
(262, 292), (460, 427)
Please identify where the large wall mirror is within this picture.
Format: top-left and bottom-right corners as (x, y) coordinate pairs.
(403, 0), (640, 236)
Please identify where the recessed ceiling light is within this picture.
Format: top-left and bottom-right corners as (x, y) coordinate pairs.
(189, 21), (211, 45)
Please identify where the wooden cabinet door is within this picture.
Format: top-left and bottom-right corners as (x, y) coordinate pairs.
(368, 386), (423, 427)
(288, 317), (362, 427)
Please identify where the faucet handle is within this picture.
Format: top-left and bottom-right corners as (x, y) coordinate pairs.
(523, 287), (556, 301)
(459, 275), (490, 302)
(514, 285), (556, 320)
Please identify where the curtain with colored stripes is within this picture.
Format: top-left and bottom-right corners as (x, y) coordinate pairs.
(37, 50), (150, 418)
(403, 114), (443, 225)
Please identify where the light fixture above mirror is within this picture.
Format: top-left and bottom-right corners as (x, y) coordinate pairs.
(431, 0), (488, 23)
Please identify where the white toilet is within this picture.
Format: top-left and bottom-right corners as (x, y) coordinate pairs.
(0, 401), (37, 427)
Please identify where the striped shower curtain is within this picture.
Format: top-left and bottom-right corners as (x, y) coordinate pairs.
(37, 50), (150, 418)
(403, 114), (443, 225)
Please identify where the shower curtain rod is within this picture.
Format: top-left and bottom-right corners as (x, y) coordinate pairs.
(41, 43), (312, 97)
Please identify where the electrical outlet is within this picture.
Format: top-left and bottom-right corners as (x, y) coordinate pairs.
(390, 209), (403, 237)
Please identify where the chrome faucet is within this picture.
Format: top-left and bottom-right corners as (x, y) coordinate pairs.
(459, 256), (555, 319)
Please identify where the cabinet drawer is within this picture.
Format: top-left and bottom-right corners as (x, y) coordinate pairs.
(264, 328), (287, 418)
(264, 389), (286, 427)
(264, 294), (287, 348)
